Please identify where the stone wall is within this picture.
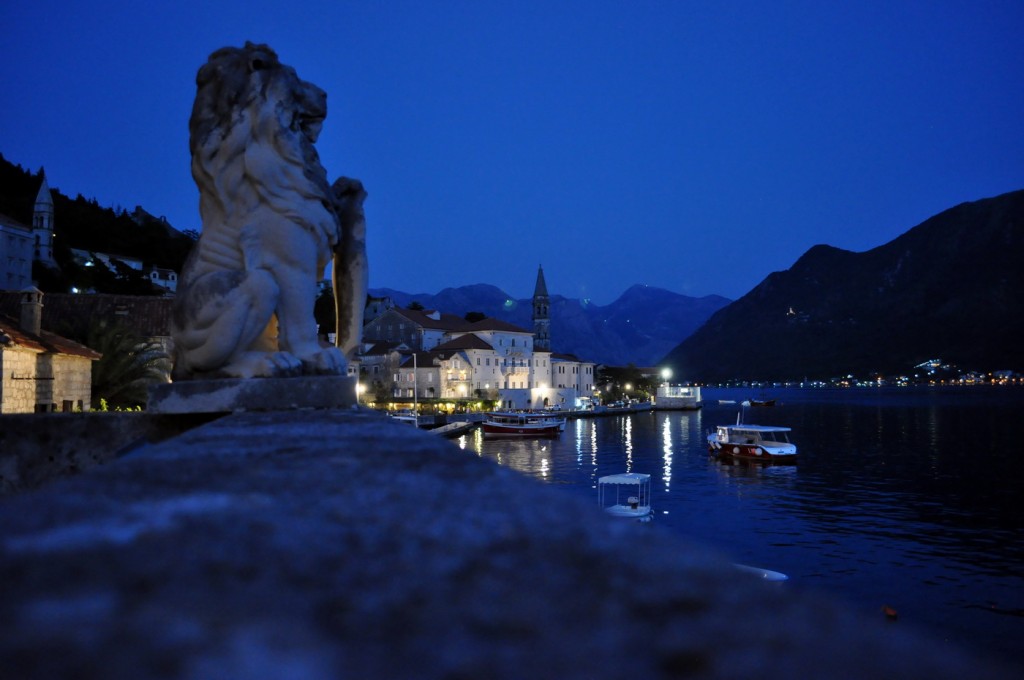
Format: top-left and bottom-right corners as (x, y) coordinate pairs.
(0, 408), (1016, 679)
(0, 348), (40, 413)
(0, 411), (222, 494)
(0, 349), (94, 413)
(52, 353), (94, 410)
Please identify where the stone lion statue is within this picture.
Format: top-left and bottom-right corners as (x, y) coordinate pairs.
(171, 43), (366, 380)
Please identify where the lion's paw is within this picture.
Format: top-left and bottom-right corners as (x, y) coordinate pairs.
(221, 351), (303, 379)
(300, 346), (348, 375)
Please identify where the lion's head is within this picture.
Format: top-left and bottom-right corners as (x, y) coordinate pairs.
(189, 42), (338, 254)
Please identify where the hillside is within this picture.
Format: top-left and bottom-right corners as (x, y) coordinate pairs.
(1, 154), (195, 294)
(371, 284), (730, 367)
(661, 189), (1024, 381)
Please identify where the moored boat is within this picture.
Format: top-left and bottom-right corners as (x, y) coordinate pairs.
(388, 410), (418, 426)
(707, 417), (797, 462)
(597, 473), (653, 521)
(482, 411), (566, 439)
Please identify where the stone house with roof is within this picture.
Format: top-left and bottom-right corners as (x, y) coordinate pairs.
(0, 288), (101, 413)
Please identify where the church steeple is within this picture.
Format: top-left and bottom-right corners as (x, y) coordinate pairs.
(532, 265), (550, 351)
(32, 169), (57, 267)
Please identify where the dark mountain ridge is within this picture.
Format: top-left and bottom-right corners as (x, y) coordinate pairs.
(662, 189), (1024, 381)
(370, 284), (730, 367)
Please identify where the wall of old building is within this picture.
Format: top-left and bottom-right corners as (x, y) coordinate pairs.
(0, 349), (93, 413)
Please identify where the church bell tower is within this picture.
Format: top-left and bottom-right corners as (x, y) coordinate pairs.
(32, 170), (57, 268)
(532, 265), (551, 352)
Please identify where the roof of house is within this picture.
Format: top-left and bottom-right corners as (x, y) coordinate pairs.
(0, 313), (102, 360)
(398, 351), (439, 368)
(462, 318), (531, 334)
(552, 352), (588, 363)
(360, 341), (402, 357)
(0, 292), (174, 338)
(432, 334), (495, 352)
(391, 307), (470, 331)
(0, 212), (31, 232)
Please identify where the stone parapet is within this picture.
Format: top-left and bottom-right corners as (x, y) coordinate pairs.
(0, 410), (1016, 678)
(147, 375), (357, 414)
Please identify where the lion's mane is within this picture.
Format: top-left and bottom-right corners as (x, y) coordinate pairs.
(187, 42), (339, 269)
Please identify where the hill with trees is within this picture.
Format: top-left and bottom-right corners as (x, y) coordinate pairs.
(661, 188), (1024, 381)
(1, 153), (195, 295)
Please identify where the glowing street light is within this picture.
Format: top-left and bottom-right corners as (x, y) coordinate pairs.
(661, 367), (672, 384)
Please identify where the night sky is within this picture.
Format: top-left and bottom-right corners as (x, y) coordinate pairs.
(2, 1), (1022, 304)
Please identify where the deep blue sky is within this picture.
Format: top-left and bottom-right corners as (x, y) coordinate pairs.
(2, 1), (1022, 305)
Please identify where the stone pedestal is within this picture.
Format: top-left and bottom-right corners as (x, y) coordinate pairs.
(147, 375), (357, 414)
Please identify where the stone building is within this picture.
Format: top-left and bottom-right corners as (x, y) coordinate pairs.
(1, 212), (34, 291)
(0, 288), (100, 413)
(361, 307), (469, 351)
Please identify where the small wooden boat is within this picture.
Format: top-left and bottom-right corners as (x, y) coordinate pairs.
(598, 473), (653, 521)
(482, 411), (566, 439)
(749, 398), (776, 407)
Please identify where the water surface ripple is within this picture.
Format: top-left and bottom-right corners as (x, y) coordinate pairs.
(459, 386), (1024, 664)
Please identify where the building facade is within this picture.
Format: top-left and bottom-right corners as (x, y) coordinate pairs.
(1, 213), (34, 291)
(361, 313), (595, 411)
(0, 289), (100, 413)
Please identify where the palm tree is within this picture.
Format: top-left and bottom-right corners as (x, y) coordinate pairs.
(84, 321), (171, 410)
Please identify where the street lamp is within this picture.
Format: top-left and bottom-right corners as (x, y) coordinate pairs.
(661, 368), (672, 385)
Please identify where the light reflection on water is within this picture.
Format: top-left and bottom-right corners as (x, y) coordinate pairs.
(464, 387), (1024, 665)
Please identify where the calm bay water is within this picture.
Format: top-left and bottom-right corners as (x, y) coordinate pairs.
(456, 386), (1024, 665)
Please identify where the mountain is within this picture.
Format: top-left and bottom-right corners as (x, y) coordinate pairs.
(369, 284), (731, 366)
(662, 189), (1024, 381)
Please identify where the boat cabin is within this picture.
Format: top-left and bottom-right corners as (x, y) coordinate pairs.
(715, 425), (792, 446)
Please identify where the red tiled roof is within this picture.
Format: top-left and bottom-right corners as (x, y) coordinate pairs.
(0, 313), (102, 360)
(0, 292), (173, 338)
(432, 334), (494, 351)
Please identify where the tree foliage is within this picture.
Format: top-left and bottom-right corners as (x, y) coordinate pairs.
(82, 321), (171, 410)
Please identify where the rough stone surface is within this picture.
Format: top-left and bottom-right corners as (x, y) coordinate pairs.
(0, 412), (222, 495)
(0, 410), (1016, 679)
(147, 376), (356, 414)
